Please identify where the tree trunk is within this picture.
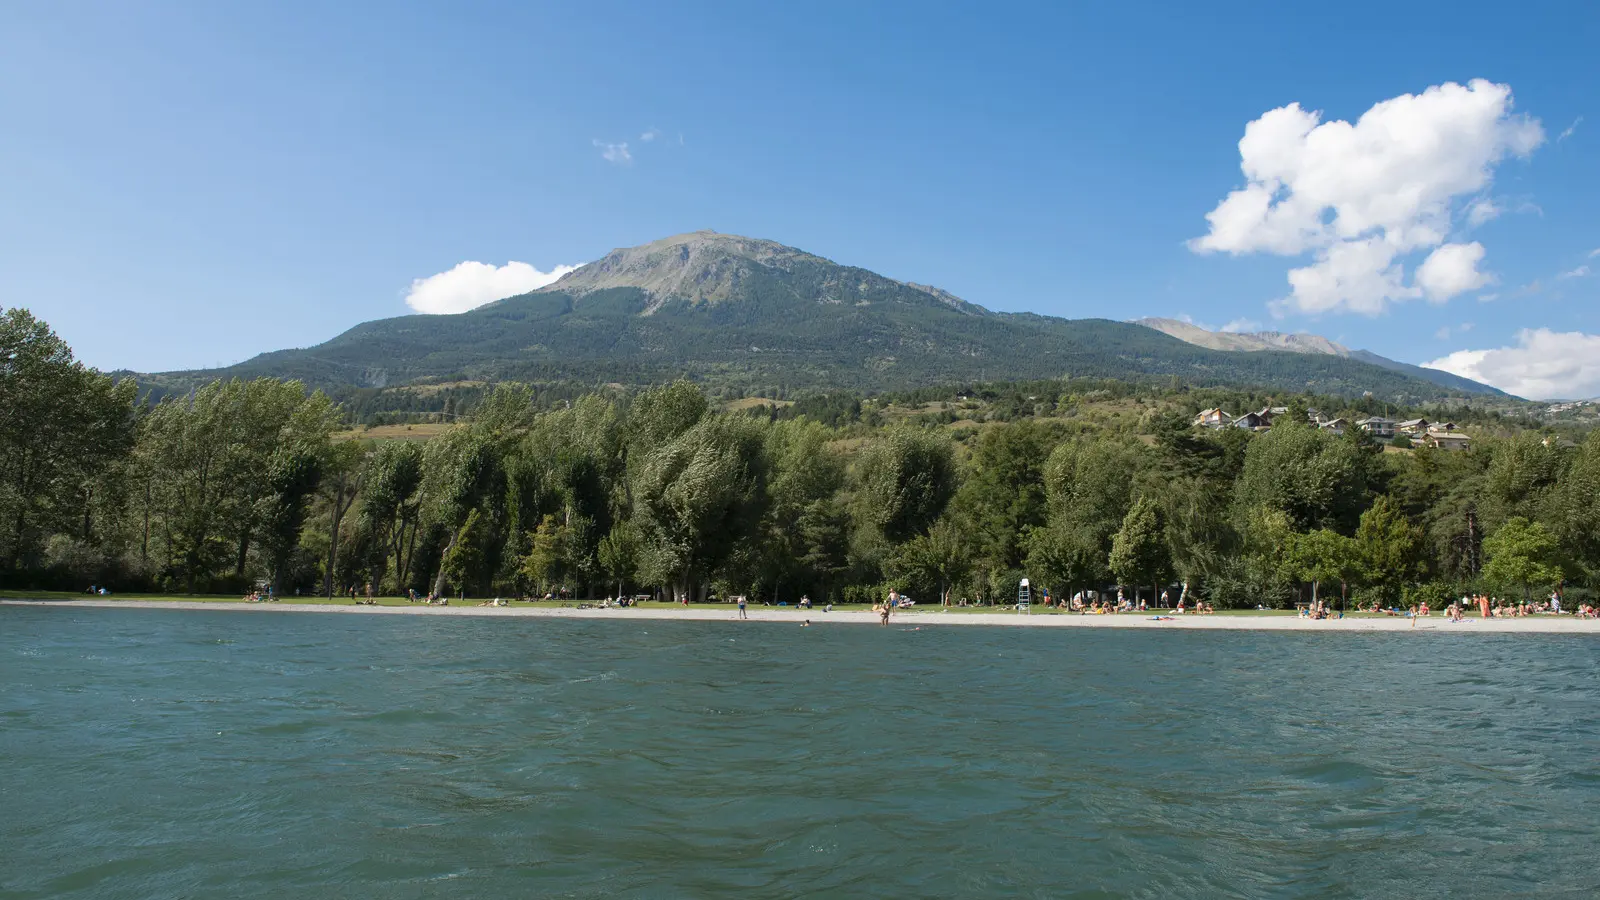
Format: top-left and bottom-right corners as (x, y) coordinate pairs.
(431, 527), (458, 599)
(140, 479), (151, 566)
(325, 524), (340, 599)
(398, 516), (418, 595)
(10, 505), (29, 570)
(325, 485), (347, 598)
(234, 531), (250, 578)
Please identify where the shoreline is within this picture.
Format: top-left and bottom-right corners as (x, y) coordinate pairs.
(5, 598), (1599, 633)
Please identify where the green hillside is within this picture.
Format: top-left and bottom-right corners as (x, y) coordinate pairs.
(143, 232), (1504, 403)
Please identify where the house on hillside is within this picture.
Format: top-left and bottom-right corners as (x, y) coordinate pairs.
(1397, 418), (1431, 434)
(1193, 408), (1233, 429)
(1357, 416), (1396, 438)
(1318, 418), (1347, 436)
(1232, 408), (1273, 431)
(1423, 431), (1471, 451)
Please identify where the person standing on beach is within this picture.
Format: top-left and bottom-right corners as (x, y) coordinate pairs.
(737, 595), (748, 619)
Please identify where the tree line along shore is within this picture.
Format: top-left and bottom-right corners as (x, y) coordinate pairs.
(3, 306), (1597, 611)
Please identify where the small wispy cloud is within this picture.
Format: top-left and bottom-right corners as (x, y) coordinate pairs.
(1466, 198), (1500, 227)
(1559, 265), (1592, 279)
(1589, 247), (1600, 259)
(1220, 318), (1263, 333)
(640, 128), (660, 143)
(593, 140), (632, 165)
(1559, 116), (1582, 141)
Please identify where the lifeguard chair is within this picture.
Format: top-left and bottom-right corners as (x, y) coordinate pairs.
(1017, 577), (1032, 613)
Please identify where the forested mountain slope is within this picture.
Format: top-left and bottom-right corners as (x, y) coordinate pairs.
(145, 232), (1503, 402)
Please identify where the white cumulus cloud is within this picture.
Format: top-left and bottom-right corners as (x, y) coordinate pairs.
(1416, 242), (1492, 301)
(1192, 79), (1543, 316)
(404, 261), (582, 314)
(1426, 329), (1600, 400)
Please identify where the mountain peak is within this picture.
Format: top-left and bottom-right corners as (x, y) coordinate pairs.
(539, 231), (984, 315)
(1134, 317), (1507, 397)
(540, 231), (830, 311)
(1135, 317), (1350, 356)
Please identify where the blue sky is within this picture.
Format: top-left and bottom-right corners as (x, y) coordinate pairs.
(2, 1), (1597, 396)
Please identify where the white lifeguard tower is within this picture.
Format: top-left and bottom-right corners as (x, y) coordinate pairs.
(1017, 577), (1032, 613)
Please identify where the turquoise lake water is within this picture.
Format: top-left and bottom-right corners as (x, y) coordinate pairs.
(2, 606), (1597, 898)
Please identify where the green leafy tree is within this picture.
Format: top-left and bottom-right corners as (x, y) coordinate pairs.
(138, 377), (338, 590)
(950, 420), (1055, 573)
(757, 419), (845, 601)
(256, 449), (323, 594)
(1160, 475), (1240, 597)
(1037, 438), (1142, 589)
(1548, 433), (1600, 589)
(0, 308), (137, 571)
(852, 426), (956, 544)
(1287, 528), (1360, 606)
(631, 414), (769, 602)
(1481, 517), (1563, 602)
(1233, 423), (1371, 534)
(628, 380), (709, 453)
(1481, 434), (1565, 527)
(421, 427), (507, 596)
(887, 518), (973, 606)
(520, 513), (582, 594)
(1109, 496), (1170, 604)
(1211, 507), (1297, 608)
(1353, 495), (1426, 603)
(438, 510), (483, 597)
(318, 440), (367, 597)
(358, 441), (424, 593)
(597, 523), (639, 600)
(1025, 518), (1105, 601)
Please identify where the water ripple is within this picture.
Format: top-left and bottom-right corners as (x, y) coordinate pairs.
(2, 607), (1597, 898)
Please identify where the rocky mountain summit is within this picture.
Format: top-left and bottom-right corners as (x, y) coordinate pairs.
(541, 231), (984, 315)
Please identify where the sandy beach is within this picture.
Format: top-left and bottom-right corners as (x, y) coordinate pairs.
(5, 598), (1599, 633)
